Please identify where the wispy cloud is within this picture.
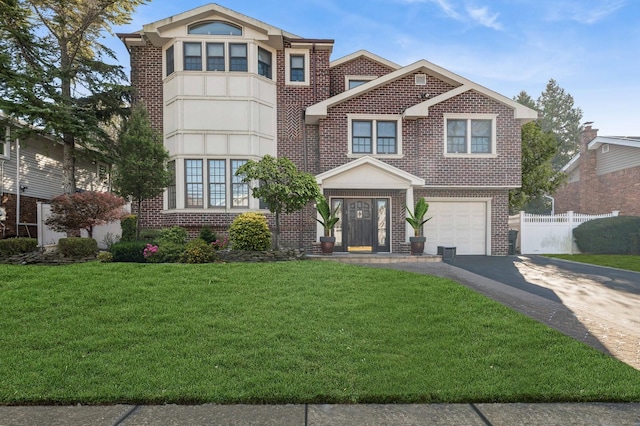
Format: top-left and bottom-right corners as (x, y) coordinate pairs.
(545, 0), (625, 24)
(466, 6), (503, 30)
(399, 0), (503, 30)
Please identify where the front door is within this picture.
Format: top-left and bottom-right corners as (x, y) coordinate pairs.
(333, 198), (389, 253)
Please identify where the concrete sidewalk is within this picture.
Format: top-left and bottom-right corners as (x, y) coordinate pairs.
(1, 403), (639, 425)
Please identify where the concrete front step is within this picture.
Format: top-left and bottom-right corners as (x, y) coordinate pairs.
(308, 253), (442, 264)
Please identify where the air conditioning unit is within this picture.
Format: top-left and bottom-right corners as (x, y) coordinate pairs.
(0, 207), (6, 221)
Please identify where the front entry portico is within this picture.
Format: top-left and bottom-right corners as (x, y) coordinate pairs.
(315, 156), (425, 254)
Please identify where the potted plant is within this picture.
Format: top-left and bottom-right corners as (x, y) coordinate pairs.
(405, 198), (431, 255)
(315, 196), (340, 255)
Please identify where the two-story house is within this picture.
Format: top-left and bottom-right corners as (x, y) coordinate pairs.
(555, 123), (640, 216)
(118, 3), (536, 255)
(0, 116), (111, 239)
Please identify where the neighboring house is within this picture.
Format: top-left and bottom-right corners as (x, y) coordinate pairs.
(0, 116), (111, 239)
(555, 123), (640, 217)
(117, 4), (536, 255)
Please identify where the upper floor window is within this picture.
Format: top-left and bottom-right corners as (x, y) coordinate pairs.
(206, 43), (225, 71)
(285, 49), (309, 86)
(229, 43), (248, 72)
(290, 55), (305, 82)
(348, 115), (402, 156)
(188, 21), (242, 36)
(348, 80), (368, 89)
(184, 42), (202, 71)
(257, 47), (272, 79)
(444, 114), (497, 156)
(166, 45), (175, 76)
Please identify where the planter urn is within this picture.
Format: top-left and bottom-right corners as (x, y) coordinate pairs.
(409, 236), (426, 255)
(319, 236), (336, 255)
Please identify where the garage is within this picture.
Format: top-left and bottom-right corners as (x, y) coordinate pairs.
(423, 199), (489, 255)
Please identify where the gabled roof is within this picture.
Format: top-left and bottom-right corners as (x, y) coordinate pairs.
(305, 59), (538, 124)
(330, 50), (401, 71)
(122, 3), (300, 48)
(316, 156), (425, 189)
(562, 135), (640, 173)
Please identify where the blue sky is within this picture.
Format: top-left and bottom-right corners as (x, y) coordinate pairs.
(109, 0), (640, 136)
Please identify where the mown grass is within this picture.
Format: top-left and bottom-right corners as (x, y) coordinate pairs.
(1, 261), (639, 405)
(544, 254), (640, 273)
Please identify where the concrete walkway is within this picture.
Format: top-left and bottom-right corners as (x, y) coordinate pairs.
(1, 402), (640, 425)
(2, 257), (640, 425)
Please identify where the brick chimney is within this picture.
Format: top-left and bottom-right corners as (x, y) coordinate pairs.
(578, 121), (599, 213)
(580, 122), (598, 154)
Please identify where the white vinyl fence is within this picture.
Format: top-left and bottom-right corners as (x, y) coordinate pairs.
(508, 210), (619, 254)
(37, 202), (130, 249)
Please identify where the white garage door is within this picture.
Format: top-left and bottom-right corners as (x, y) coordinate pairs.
(423, 201), (488, 255)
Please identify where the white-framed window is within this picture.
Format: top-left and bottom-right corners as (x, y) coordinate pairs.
(188, 21), (242, 36)
(347, 115), (403, 157)
(165, 45), (175, 76)
(1, 126), (10, 160)
(257, 47), (272, 79)
(345, 75), (376, 90)
(178, 158), (254, 210)
(183, 42), (202, 71)
(443, 114), (497, 157)
(167, 160), (176, 209)
(285, 48), (309, 86)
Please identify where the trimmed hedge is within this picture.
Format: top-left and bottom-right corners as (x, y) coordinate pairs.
(573, 216), (640, 254)
(58, 238), (98, 258)
(0, 238), (38, 257)
(120, 215), (138, 242)
(110, 241), (148, 263)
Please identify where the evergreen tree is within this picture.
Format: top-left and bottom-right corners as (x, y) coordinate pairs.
(0, 0), (147, 193)
(112, 104), (171, 239)
(537, 79), (583, 170)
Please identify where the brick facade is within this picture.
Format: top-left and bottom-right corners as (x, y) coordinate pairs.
(120, 5), (530, 255)
(555, 125), (640, 216)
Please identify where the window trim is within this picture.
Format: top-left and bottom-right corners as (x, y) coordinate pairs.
(185, 159), (204, 208)
(165, 45), (175, 76)
(443, 114), (498, 158)
(344, 75), (376, 90)
(206, 42), (225, 71)
(285, 48), (310, 86)
(257, 46), (272, 79)
(207, 159), (226, 207)
(183, 42), (203, 71)
(347, 114), (403, 158)
(188, 20), (242, 36)
(167, 160), (176, 209)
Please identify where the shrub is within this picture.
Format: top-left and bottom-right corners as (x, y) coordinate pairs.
(147, 242), (185, 263)
(45, 191), (126, 238)
(138, 228), (162, 243)
(120, 215), (138, 242)
(573, 216), (640, 254)
(181, 238), (215, 264)
(0, 238), (38, 257)
(58, 237), (98, 257)
(157, 226), (188, 246)
(97, 251), (113, 263)
(229, 213), (272, 251)
(110, 241), (148, 263)
(199, 225), (218, 245)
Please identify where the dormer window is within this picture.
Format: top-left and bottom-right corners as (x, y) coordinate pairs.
(188, 21), (242, 36)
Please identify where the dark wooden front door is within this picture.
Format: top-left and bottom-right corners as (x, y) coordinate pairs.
(335, 198), (389, 253)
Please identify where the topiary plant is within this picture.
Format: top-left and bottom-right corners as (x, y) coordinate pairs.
(228, 212), (272, 251)
(120, 215), (138, 242)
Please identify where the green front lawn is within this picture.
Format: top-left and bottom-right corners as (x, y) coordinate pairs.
(545, 254), (640, 273)
(1, 261), (638, 405)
